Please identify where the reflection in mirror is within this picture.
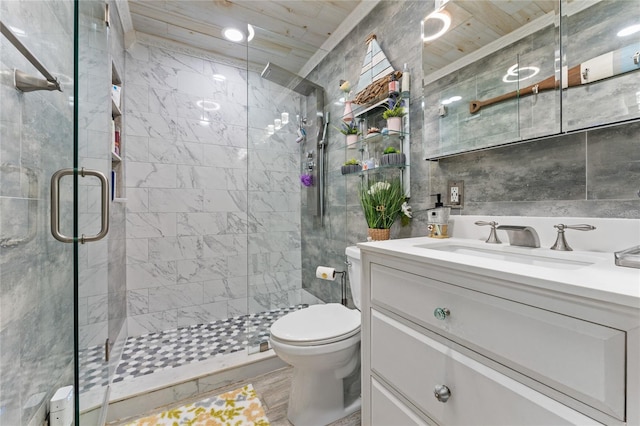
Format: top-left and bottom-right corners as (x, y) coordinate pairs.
(422, 1), (561, 159)
(562, 0), (640, 131)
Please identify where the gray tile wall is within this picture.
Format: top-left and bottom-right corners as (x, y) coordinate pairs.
(302, 1), (640, 302)
(0, 1), (75, 424)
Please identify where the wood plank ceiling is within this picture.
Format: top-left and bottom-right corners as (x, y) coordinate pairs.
(128, 0), (362, 73)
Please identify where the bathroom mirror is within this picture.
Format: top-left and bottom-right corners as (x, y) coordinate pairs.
(422, 0), (561, 159)
(561, 0), (640, 132)
(422, 0), (640, 159)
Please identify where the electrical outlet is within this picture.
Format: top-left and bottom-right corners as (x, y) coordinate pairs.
(447, 180), (464, 208)
(451, 186), (459, 203)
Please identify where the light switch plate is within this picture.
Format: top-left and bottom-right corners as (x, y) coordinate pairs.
(447, 180), (464, 208)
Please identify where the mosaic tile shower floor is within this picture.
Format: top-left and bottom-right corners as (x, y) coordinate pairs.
(79, 305), (307, 393)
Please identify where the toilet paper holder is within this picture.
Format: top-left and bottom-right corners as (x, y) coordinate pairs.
(316, 266), (347, 306)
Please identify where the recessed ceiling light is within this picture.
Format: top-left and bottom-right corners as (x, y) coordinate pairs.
(617, 24), (640, 37)
(212, 74), (226, 82)
(223, 27), (244, 42)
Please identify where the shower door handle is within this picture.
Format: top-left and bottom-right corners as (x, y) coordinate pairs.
(51, 168), (110, 243)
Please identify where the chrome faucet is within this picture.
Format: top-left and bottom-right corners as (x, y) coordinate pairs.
(550, 224), (596, 251)
(474, 221), (501, 244)
(497, 225), (540, 248)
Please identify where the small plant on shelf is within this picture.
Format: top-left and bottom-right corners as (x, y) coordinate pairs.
(382, 97), (406, 119)
(380, 146), (406, 166)
(383, 146), (400, 154)
(341, 158), (361, 175)
(339, 121), (360, 135)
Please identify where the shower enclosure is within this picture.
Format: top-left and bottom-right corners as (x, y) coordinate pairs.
(0, 2), (339, 423)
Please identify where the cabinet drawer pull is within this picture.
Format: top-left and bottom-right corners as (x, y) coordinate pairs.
(434, 384), (451, 403)
(433, 307), (450, 320)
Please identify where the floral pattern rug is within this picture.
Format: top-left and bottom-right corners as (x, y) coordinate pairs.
(125, 384), (270, 425)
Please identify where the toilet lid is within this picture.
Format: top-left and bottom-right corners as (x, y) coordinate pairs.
(270, 304), (361, 345)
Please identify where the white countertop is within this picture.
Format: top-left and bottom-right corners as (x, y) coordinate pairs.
(358, 236), (640, 310)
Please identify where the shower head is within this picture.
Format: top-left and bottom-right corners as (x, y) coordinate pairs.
(261, 62), (323, 96)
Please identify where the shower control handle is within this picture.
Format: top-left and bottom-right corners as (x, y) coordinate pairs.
(434, 307), (450, 320)
(434, 384), (451, 403)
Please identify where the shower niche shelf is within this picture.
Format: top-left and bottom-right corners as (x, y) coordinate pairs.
(111, 61), (125, 201)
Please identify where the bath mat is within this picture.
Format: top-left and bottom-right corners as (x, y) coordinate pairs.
(125, 384), (270, 425)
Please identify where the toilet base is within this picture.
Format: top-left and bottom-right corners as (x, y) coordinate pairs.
(287, 365), (361, 426)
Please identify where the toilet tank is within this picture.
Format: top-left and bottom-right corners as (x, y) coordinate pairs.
(345, 246), (361, 310)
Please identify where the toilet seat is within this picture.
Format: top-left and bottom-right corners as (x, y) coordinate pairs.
(270, 303), (361, 346)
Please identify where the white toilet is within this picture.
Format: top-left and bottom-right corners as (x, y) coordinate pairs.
(269, 245), (362, 426)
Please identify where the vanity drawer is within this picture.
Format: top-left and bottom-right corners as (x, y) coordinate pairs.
(371, 378), (432, 426)
(371, 311), (603, 426)
(370, 263), (625, 420)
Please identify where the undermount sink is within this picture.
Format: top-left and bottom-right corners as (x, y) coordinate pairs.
(415, 243), (597, 270)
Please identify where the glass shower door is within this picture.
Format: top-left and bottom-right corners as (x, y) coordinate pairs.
(76, 0), (120, 423)
(0, 1), (76, 425)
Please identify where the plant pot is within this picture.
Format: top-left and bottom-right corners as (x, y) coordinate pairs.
(368, 228), (391, 241)
(341, 164), (361, 175)
(387, 116), (403, 133)
(380, 153), (406, 166)
(346, 134), (358, 147)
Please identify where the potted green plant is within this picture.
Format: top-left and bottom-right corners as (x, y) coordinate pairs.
(359, 178), (411, 240)
(337, 121), (360, 147)
(382, 97), (406, 133)
(341, 158), (361, 175)
(380, 146), (406, 166)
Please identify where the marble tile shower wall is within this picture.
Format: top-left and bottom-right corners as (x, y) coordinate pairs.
(0, 1), (75, 424)
(302, 0), (639, 301)
(123, 44), (303, 336)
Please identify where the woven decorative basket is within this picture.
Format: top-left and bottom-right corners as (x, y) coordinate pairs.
(354, 71), (402, 105)
(368, 228), (391, 241)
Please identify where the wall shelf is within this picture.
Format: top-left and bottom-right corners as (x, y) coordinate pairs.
(341, 95), (411, 197)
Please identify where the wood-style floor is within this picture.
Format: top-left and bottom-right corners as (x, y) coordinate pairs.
(247, 366), (361, 425)
(112, 365), (361, 426)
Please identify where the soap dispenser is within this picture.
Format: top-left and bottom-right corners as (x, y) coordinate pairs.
(427, 194), (450, 238)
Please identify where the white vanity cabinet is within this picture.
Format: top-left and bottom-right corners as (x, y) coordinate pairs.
(360, 247), (640, 426)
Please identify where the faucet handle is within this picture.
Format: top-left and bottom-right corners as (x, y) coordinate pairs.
(551, 224), (596, 251)
(474, 221), (501, 244)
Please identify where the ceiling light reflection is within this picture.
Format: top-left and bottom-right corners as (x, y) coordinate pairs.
(247, 24), (255, 42)
(196, 100), (220, 111)
(9, 26), (26, 37)
(422, 10), (451, 42)
(617, 24), (640, 37)
(502, 63), (540, 83)
(441, 95), (461, 105)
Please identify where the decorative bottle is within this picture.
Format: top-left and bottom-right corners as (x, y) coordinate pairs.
(401, 63), (410, 99)
(388, 73), (399, 96)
